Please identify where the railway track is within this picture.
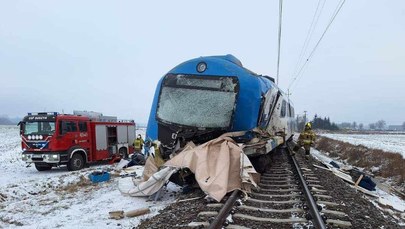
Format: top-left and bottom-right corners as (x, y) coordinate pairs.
(189, 143), (353, 229)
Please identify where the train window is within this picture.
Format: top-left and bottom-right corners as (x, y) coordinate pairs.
(177, 76), (222, 89)
(281, 100), (287, 117)
(157, 74), (239, 128)
(163, 74), (238, 92)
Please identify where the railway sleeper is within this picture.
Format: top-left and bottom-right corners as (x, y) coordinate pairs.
(310, 187), (328, 193)
(259, 181), (294, 185)
(266, 173), (294, 177)
(250, 192), (300, 198)
(188, 221), (209, 228)
(326, 219), (353, 228)
(258, 188), (300, 193)
(261, 176), (294, 180)
(321, 209), (348, 217)
(247, 197), (302, 205)
(232, 213), (307, 223)
(313, 194), (333, 199)
(226, 225), (250, 229)
(237, 209), (295, 220)
(238, 205), (304, 213)
(259, 183), (298, 189)
(197, 211), (218, 217)
(260, 178), (295, 183)
(207, 203), (224, 208)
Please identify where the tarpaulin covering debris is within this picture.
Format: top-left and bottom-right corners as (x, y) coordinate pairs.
(118, 132), (259, 202)
(165, 133), (258, 202)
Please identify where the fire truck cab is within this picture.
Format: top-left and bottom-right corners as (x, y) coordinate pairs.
(20, 111), (136, 171)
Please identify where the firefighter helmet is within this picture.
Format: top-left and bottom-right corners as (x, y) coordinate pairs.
(305, 122), (312, 129)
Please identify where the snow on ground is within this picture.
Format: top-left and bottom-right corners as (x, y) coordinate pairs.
(311, 148), (405, 215)
(321, 133), (405, 158)
(0, 125), (180, 228)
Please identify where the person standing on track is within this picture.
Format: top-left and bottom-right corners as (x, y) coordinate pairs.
(297, 122), (316, 159)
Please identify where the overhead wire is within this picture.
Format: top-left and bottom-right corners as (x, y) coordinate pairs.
(288, 0), (346, 91)
(276, 0), (283, 85)
(292, 0), (326, 78)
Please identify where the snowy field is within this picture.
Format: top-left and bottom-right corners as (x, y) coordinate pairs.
(321, 133), (405, 158)
(0, 125), (179, 229)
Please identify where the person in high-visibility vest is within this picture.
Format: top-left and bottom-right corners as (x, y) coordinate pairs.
(298, 122), (316, 159)
(133, 134), (144, 154)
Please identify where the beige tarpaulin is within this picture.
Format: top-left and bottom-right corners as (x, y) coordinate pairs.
(165, 133), (253, 202)
(119, 132), (259, 201)
(118, 166), (177, 197)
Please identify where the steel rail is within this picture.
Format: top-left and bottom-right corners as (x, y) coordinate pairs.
(286, 145), (327, 229)
(208, 189), (240, 229)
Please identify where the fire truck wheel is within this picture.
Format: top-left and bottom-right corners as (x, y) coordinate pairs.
(67, 154), (85, 171)
(119, 147), (128, 159)
(35, 163), (53, 171)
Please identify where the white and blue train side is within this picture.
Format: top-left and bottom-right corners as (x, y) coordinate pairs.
(146, 54), (295, 171)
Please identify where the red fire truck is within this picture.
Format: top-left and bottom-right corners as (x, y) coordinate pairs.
(20, 111), (136, 171)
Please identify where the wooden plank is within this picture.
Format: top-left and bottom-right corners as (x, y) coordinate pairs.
(354, 174), (364, 187)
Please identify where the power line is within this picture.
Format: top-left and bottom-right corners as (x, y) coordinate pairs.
(292, 0), (326, 78)
(276, 0), (283, 85)
(288, 0), (346, 91)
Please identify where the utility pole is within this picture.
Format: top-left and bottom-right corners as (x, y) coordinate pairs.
(303, 111), (307, 125)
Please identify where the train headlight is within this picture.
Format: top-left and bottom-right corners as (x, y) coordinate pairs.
(39, 135), (43, 140)
(197, 62), (207, 73)
(35, 135), (40, 140)
(28, 135), (32, 140)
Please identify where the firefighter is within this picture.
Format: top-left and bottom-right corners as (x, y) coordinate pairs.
(133, 134), (144, 154)
(297, 122), (316, 159)
(150, 140), (165, 167)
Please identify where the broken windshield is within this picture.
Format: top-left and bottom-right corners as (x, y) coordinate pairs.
(157, 74), (238, 128)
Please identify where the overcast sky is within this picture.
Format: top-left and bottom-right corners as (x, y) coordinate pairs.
(1, 0), (404, 125)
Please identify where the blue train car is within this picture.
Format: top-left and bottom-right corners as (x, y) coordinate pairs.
(146, 55), (295, 160)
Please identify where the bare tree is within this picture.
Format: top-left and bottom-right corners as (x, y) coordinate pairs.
(369, 123), (376, 130)
(375, 120), (386, 130)
(352, 121), (357, 130)
(403, 122), (405, 130)
(359, 123), (364, 130)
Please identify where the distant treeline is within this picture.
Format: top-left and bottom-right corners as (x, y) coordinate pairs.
(0, 117), (14, 125)
(296, 114), (339, 131)
(0, 116), (20, 125)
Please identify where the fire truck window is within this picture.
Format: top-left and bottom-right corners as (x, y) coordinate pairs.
(79, 122), (88, 132)
(66, 121), (77, 132)
(59, 121), (67, 135)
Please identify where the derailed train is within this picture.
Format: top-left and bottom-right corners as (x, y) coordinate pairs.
(146, 54), (296, 172)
